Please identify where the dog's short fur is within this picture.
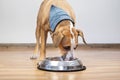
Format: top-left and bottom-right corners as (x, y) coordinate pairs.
(31, 0), (86, 60)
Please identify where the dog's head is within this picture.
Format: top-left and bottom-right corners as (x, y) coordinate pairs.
(51, 21), (87, 55)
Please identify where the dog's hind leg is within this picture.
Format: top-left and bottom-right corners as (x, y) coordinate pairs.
(30, 25), (41, 59)
(39, 27), (48, 60)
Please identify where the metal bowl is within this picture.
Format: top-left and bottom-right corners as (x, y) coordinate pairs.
(37, 57), (86, 72)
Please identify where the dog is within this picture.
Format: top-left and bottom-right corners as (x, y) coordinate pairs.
(31, 0), (86, 61)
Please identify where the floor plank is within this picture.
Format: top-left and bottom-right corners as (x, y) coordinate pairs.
(0, 47), (120, 80)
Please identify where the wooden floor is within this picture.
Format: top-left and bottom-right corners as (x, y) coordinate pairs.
(0, 47), (120, 80)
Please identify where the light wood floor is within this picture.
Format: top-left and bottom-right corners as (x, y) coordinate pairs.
(0, 47), (120, 80)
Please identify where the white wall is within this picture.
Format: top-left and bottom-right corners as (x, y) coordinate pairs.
(0, 0), (120, 43)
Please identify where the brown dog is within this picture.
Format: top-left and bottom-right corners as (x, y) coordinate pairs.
(31, 0), (86, 60)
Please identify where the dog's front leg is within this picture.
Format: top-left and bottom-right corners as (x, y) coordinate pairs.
(40, 29), (48, 60)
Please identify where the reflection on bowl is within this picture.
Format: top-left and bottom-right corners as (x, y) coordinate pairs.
(37, 57), (86, 72)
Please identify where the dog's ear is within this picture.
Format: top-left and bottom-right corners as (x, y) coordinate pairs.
(51, 31), (64, 47)
(76, 29), (87, 45)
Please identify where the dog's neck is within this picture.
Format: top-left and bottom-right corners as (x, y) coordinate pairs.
(55, 20), (73, 31)
(58, 20), (71, 27)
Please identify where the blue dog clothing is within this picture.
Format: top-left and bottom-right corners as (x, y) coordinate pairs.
(49, 5), (74, 32)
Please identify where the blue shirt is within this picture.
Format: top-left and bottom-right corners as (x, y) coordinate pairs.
(49, 5), (74, 32)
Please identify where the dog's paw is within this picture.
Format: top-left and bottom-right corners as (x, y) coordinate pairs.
(30, 54), (38, 60)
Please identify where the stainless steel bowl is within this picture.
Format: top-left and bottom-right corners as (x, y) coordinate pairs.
(37, 57), (86, 72)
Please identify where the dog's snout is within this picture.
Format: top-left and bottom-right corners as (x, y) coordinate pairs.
(74, 47), (77, 50)
(63, 46), (71, 51)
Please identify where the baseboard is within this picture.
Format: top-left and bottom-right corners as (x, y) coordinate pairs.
(0, 43), (120, 50)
